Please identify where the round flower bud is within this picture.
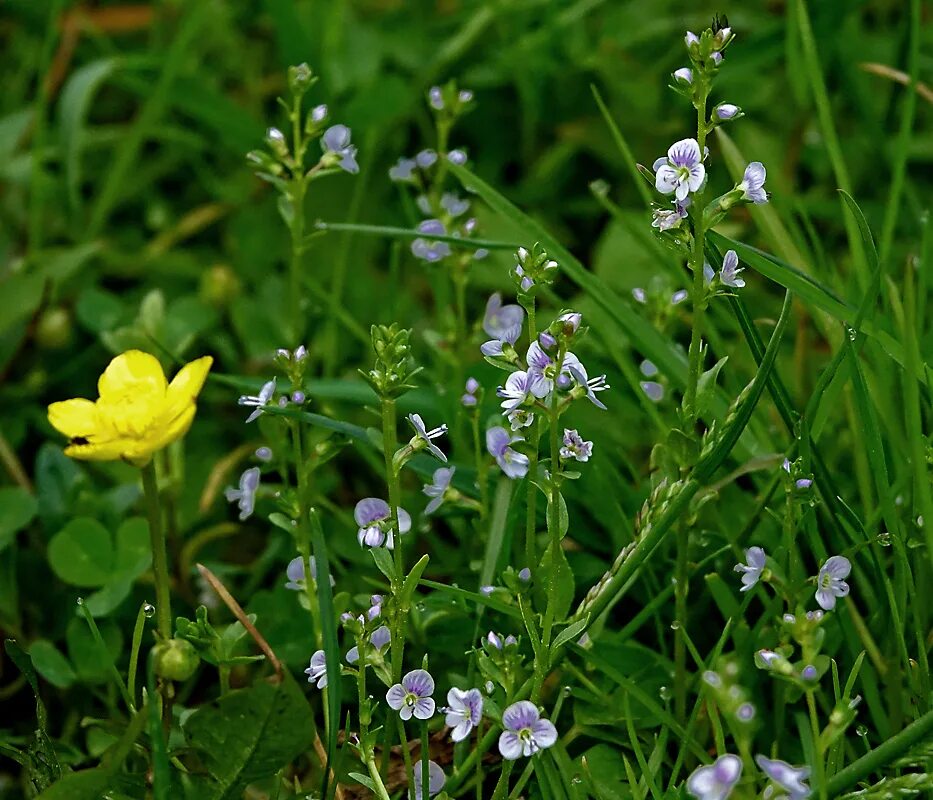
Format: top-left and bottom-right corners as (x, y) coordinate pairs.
(154, 638), (200, 682)
(715, 103), (741, 120)
(673, 68), (693, 85)
(538, 331), (557, 352)
(36, 307), (73, 350)
(288, 63), (314, 95)
(200, 264), (241, 307)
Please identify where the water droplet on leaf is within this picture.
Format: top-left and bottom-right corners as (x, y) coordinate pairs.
(143, 603), (156, 618)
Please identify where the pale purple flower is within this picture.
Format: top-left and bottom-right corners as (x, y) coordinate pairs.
(715, 103), (740, 120)
(558, 311), (582, 333)
(285, 556), (334, 590)
(815, 555), (851, 610)
(346, 625), (391, 664)
(389, 157), (417, 182)
(498, 701), (558, 760)
(386, 669), (436, 721)
(734, 546), (766, 591)
(291, 390), (306, 404)
(441, 192), (470, 217)
(429, 86), (444, 110)
(560, 429), (593, 462)
(225, 467), (260, 520)
(632, 287), (647, 303)
(686, 754), (742, 800)
(641, 379), (664, 401)
(736, 702), (756, 721)
(720, 250), (745, 288)
(367, 594), (383, 620)
(462, 377), (480, 407)
(673, 67), (694, 84)
(704, 262), (715, 284)
(801, 665), (818, 681)
(423, 466), (455, 514)
(755, 755), (811, 800)
(411, 760), (446, 800)
(711, 51), (724, 65)
(415, 149), (437, 168)
(525, 342), (584, 394)
(447, 149), (467, 165)
(238, 378), (276, 423)
(411, 219), (451, 262)
(654, 139), (705, 201)
(796, 478), (813, 490)
(685, 31), (699, 48)
(355, 498), (411, 549)
(486, 427), (530, 479)
(311, 104), (328, 123)
(322, 125), (359, 174)
(486, 631), (503, 649)
(458, 89), (473, 103)
(445, 687), (483, 742)
(483, 293), (525, 341)
(739, 162), (768, 204)
(806, 610), (824, 622)
(755, 649), (783, 669)
(408, 413), (448, 461)
(652, 197), (691, 230)
(305, 650), (328, 689)
(671, 289), (689, 304)
(538, 331), (557, 351)
(640, 360), (658, 378)
(479, 585), (494, 597)
(497, 370), (548, 412)
(507, 408), (535, 431)
(568, 364), (609, 410)
(255, 446), (273, 462)
(518, 567), (531, 582)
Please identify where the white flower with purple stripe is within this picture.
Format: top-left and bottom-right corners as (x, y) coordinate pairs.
(486, 427), (530, 479)
(355, 498), (411, 549)
(720, 250), (745, 288)
(411, 219), (451, 262)
(285, 556), (334, 590)
(734, 546), (766, 591)
(560, 429), (593, 462)
(481, 293), (524, 356)
(304, 649), (328, 689)
(238, 378), (276, 423)
(498, 370), (547, 412)
(225, 467), (260, 520)
(739, 162), (768, 204)
(653, 138), (706, 201)
(755, 755), (811, 800)
(568, 363), (610, 410)
(498, 701), (558, 760)
(444, 687), (483, 742)
(408, 413), (448, 462)
(687, 754), (742, 800)
(815, 555), (851, 611)
(321, 125), (359, 174)
(423, 466), (455, 514)
(410, 760), (446, 800)
(652, 197), (691, 231)
(386, 669), (436, 721)
(346, 625), (391, 664)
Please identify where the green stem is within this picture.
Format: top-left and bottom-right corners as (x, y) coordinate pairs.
(446, 726), (499, 794)
(490, 760), (514, 800)
(807, 691), (826, 800)
(524, 298), (539, 569)
(381, 397), (407, 682)
(365, 755), (392, 800)
(540, 350), (565, 665)
(141, 461), (172, 641)
(127, 602), (147, 710)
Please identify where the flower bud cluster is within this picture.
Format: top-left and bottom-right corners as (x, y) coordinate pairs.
(361, 324), (422, 399)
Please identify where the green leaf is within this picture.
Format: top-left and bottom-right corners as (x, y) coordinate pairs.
(370, 547), (396, 584)
(552, 615), (590, 650)
(400, 554), (430, 608)
(0, 487), (37, 552)
(65, 617), (122, 683)
(349, 772), (377, 792)
(536, 540), (574, 622)
(112, 517), (151, 579)
(47, 518), (113, 587)
(183, 673), (314, 800)
(696, 356), (728, 418)
(29, 641), (76, 689)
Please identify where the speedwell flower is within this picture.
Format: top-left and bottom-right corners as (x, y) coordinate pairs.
(755, 755), (811, 800)
(739, 162), (768, 204)
(653, 138), (706, 201)
(411, 219), (452, 262)
(686, 753), (742, 800)
(239, 378), (276, 423)
(720, 250), (745, 288)
(497, 370), (547, 412)
(48, 350), (212, 466)
(815, 555), (851, 610)
(411, 760), (446, 800)
(284, 555), (334, 591)
(387, 669), (436, 721)
(560, 429), (593, 462)
(355, 498), (412, 549)
(734, 546), (766, 591)
(486, 427), (530, 479)
(567, 364), (610, 410)
(652, 197), (691, 231)
(321, 124), (359, 174)
(445, 687), (483, 742)
(225, 467), (261, 521)
(498, 701), (558, 760)
(346, 625), (391, 664)
(305, 650), (328, 689)
(423, 466), (455, 514)
(407, 413), (448, 461)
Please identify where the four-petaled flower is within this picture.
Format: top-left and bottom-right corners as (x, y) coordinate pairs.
(481, 293), (524, 356)
(444, 687), (483, 742)
(408, 414), (448, 462)
(346, 625), (391, 664)
(497, 370), (547, 412)
(225, 467), (260, 521)
(411, 219), (452, 262)
(560, 429), (593, 462)
(305, 649), (328, 689)
(568, 365), (610, 410)
(322, 124), (359, 174)
(411, 760), (446, 800)
(486, 427), (530, 479)
(653, 138), (706, 201)
(498, 701), (558, 760)
(387, 669), (436, 721)
(355, 498), (411, 549)
(423, 466), (455, 514)
(686, 754), (743, 800)
(239, 378), (276, 423)
(284, 555), (333, 591)
(739, 162), (768, 204)
(734, 546), (766, 591)
(815, 555), (851, 610)
(755, 755), (812, 800)
(720, 250), (745, 288)
(389, 157), (417, 182)
(48, 350), (213, 465)
(652, 198), (691, 231)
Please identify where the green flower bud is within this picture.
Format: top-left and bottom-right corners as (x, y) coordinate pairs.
(154, 638), (200, 681)
(36, 307), (73, 350)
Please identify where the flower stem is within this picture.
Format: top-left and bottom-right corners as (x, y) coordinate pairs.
(490, 759), (514, 800)
(807, 690), (827, 800)
(540, 351), (565, 659)
(381, 397), (407, 683)
(141, 461), (172, 641)
(523, 297), (539, 569)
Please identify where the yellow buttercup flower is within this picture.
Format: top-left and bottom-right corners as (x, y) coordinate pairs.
(48, 350), (213, 466)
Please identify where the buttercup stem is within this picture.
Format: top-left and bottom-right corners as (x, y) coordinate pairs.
(141, 461), (172, 641)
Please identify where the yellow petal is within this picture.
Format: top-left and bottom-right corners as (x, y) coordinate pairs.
(144, 403), (197, 456)
(48, 398), (98, 438)
(165, 355), (213, 408)
(64, 438), (132, 461)
(98, 350), (167, 401)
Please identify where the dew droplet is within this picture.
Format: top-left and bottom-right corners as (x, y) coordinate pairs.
(76, 597), (85, 606)
(571, 776), (583, 785)
(876, 532), (892, 546)
(856, 724), (868, 737)
(563, 686), (573, 697)
(659, 685), (673, 701)
(670, 620), (681, 630)
(143, 603), (156, 619)
(847, 327), (857, 341)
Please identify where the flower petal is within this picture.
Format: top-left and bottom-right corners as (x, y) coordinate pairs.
(163, 356), (213, 418)
(386, 684), (406, 710)
(655, 165), (680, 194)
(413, 697), (436, 719)
(531, 719), (557, 749)
(498, 731), (523, 760)
(98, 350), (167, 400)
(47, 398), (99, 438)
(355, 498), (390, 526)
(667, 138), (701, 168)
(503, 700), (539, 731)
